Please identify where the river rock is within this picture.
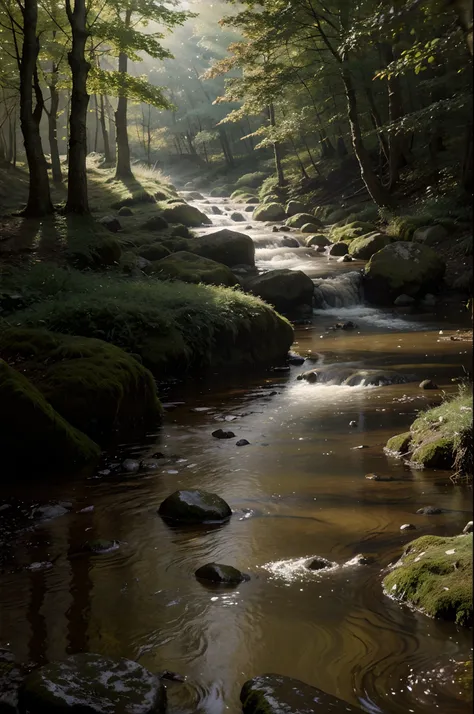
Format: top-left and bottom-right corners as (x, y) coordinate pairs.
(252, 203), (286, 221)
(306, 234), (330, 247)
(140, 215), (168, 232)
(337, 254), (353, 262)
(400, 523), (417, 531)
(195, 563), (249, 584)
(138, 243), (170, 262)
(363, 242), (446, 305)
(243, 268), (314, 317)
(150, 251), (239, 287)
(328, 242), (349, 256)
(419, 379), (438, 390)
(288, 352), (305, 365)
(118, 206), (133, 216)
(306, 556), (335, 571)
(281, 236), (300, 247)
(98, 215), (122, 233)
(0, 650), (24, 713)
(413, 224), (448, 246)
(236, 439), (250, 446)
(158, 489), (232, 523)
(285, 200), (307, 216)
(300, 222), (322, 233)
(240, 674), (361, 713)
(18, 653), (166, 714)
(33, 504), (70, 521)
(210, 205), (223, 215)
(161, 202), (210, 227)
(231, 212), (245, 222)
(244, 205), (254, 212)
(122, 458), (140, 473)
(343, 554), (374, 566)
(416, 506), (445, 515)
(188, 229), (255, 268)
(421, 293), (436, 306)
(394, 294), (415, 306)
(212, 429), (235, 439)
(285, 213), (323, 229)
(348, 232), (391, 260)
(463, 521), (473, 534)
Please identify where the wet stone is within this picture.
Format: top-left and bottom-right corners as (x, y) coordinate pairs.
(287, 352), (305, 365)
(241, 674), (361, 713)
(343, 554), (374, 566)
(83, 539), (119, 554)
(158, 489), (232, 524)
(212, 429), (235, 439)
(305, 556), (335, 571)
(19, 653), (166, 714)
(416, 506), (445, 515)
(400, 524), (417, 531)
(236, 439), (250, 447)
(195, 563), (250, 584)
(419, 379), (438, 390)
(463, 521), (473, 534)
(0, 650), (24, 714)
(122, 459), (140, 473)
(272, 366), (291, 374)
(33, 504), (70, 521)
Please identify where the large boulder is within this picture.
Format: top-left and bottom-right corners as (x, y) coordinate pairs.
(189, 229), (255, 267)
(348, 233), (391, 259)
(383, 534), (472, 627)
(328, 242), (349, 256)
(0, 328), (161, 444)
(244, 269), (314, 317)
(306, 234), (330, 247)
(158, 489), (232, 523)
(19, 653), (167, 713)
(330, 221), (378, 243)
(161, 202), (210, 227)
(150, 251), (238, 287)
(285, 200), (306, 216)
(0, 359), (100, 472)
(364, 241), (446, 304)
(241, 674), (361, 713)
(137, 243), (171, 262)
(286, 213), (323, 229)
(252, 203), (286, 221)
(413, 224), (448, 246)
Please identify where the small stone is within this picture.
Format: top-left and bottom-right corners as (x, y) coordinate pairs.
(159, 670), (186, 683)
(122, 459), (140, 473)
(352, 445), (369, 450)
(337, 254), (353, 262)
(343, 554), (374, 566)
(462, 520), (473, 534)
(421, 293), (436, 306)
(151, 452), (165, 459)
(139, 460), (161, 471)
(236, 439), (250, 447)
(98, 215), (121, 232)
(400, 523), (417, 531)
(349, 420), (358, 427)
(33, 504), (69, 521)
(341, 321), (357, 330)
(288, 352), (305, 365)
(306, 556), (335, 571)
(416, 506), (445, 515)
(365, 473), (381, 481)
(0, 503), (12, 512)
(212, 429), (235, 439)
(419, 379), (438, 390)
(78, 505), (94, 513)
(27, 561), (53, 571)
(195, 562), (249, 584)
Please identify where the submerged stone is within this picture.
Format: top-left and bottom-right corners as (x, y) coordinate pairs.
(19, 653), (167, 713)
(240, 674), (361, 713)
(158, 489), (232, 523)
(400, 523), (417, 531)
(195, 563), (250, 584)
(306, 556), (335, 571)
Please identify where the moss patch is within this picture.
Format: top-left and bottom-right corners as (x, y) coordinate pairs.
(0, 358), (100, 472)
(150, 251), (238, 287)
(330, 221), (378, 243)
(383, 534), (473, 626)
(385, 431), (412, 455)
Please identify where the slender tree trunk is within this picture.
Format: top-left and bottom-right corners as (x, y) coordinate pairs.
(12, 109), (17, 167)
(147, 105), (151, 165)
(7, 111), (15, 164)
(341, 61), (392, 207)
(269, 103), (285, 186)
(65, 0), (90, 213)
(93, 94), (99, 152)
(218, 127), (234, 167)
(115, 9), (133, 180)
(99, 93), (112, 163)
(19, 0), (53, 216)
(380, 43), (410, 190)
(105, 96), (116, 161)
(48, 60), (62, 183)
(364, 85), (389, 162)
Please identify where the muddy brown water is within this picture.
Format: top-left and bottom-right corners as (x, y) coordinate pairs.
(0, 197), (472, 713)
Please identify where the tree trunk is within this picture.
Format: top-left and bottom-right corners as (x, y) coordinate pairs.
(449, 0), (473, 54)
(341, 61), (392, 207)
(364, 85), (390, 162)
(19, 0), (53, 216)
(269, 103), (285, 186)
(380, 43), (411, 190)
(105, 96), (116, 161)
(218, 127), (234, 167)
(99, 93), (112, 163)
(65, 0), (90, 213)
(115, 10), (133, 180)
(48, 61), (62, 183)
(93, 94), (99, 152)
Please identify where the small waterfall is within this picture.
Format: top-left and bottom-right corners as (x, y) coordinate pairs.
(313, 271), (363, 309)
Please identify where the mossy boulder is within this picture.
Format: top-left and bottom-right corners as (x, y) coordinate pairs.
(189, 229), (255, 267)
(161, 202), (210, 227)
(240, 674), (361, 713)
(413, 224), (448, 246)
(328, 242), (349, 256)
(286, 213), (323, 229)
(235, 171), (268, 189)
(411, 437), (454, 469)
(348, 233), (391, 259)
(137, 243), (171, 262)
(0, 328), (161, 443)
(330, 221), (378, 243)
(66, 228), (122, 270)
(171, 223), (192, 239)
(244, 269), (314, 318)
(195, 563), (250, 584)
(19, 653), (167, 713)
(158, 489), (232, 523)
(300, 222), (322, 233)
(252, 203), (286, 222)
(383, 534), (473, 626)
(305, 234), (330, 248)
(285, 200), (307, 216)
(364, 242), (446, 305)
(150, 251), (238, 287)
(0, 359), (100, 472)
(262, 193), (280, 204)
(209, 186), (230, 197)
(385, 432), (412, 455)
(140, 215), (168, 232)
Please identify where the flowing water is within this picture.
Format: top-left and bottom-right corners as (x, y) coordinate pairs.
(0, 196), (472, 713)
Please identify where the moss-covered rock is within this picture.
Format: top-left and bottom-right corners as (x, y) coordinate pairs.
(411, 437), (455, 469)
(305, 234), (330, 248)
(158, 489), (232, 523)
(285, 200), (307, 216)
(413, 224), (448, 246)
(286, 213), (323, 229)
(244, 268), (314, 318)
(235, 172), (268, 189)
(189, 229), (255, 267)
(195, 563), (250, 584)
(383, 534), (473, 626)
(140, 215), (168, 232)
(0, 328), (161, 443)
(19, 653), (167, 713)
(240, 674), (361, 713)
(348, 233), (391, 259)
(137, 243), (171, 262)
(328, 242), (349, 256)
(150, 251), (239, 287)
(161, 202), (210, 227)
(385, 432), (412, 455)
(364, 241), (446, 305)
(209, 186), (231, 197)
(0, 358), (100, 472)
(330, 221), (378, 243)
(262, 193), (280, 204)
(252, 203), (286, 222)
(300, 222), (322, 233)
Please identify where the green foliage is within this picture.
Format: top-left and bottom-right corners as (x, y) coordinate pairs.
(88, 69), (170, 109)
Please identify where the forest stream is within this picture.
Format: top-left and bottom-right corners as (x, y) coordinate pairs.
(0, 194), (472, 714)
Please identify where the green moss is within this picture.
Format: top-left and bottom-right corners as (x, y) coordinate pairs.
(385, 431), (412, 455)
(161, 203), (210, 227)
(252, 203), (286, 222)
(0, 358), (100, 472)
(0, 327), (161, 443)
(348, 233), (391, 259)
(411, 436), (455, 469)
(150, 251), (239, 287)
(231, 188), (257, 200)
(138, 243), (171, 262)
(383, 534), (473, 626)
(330, 221), (378, 243)
(235, 172), (268, 189)
(285, 213), (322, 229)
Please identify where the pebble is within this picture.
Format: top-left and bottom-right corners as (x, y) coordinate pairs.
(212, 429), (235, 439)
(462, 521), (473, 534)
(236, 439), (250, 447)
(400, 524), (417, 531)
(78, 505), (94, 513)
(349, 420), (358, 427)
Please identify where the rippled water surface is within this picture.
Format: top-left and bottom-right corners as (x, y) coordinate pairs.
(0, 196), (472, 713)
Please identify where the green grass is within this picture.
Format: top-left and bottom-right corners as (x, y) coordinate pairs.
(383, 534), (473, 627)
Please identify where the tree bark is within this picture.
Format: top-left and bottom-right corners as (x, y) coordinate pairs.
(380, 43), (411, 190)
(99, 93), (112, 163)
(269, 103), (285, 186)
(218, 127), (234, 167)
(19, 0), (53, 216)
(115, 9), (133, 180)
(93, 94), (99, 152)
(65, 0), (91, 213)
(47, 60), (62, 183)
